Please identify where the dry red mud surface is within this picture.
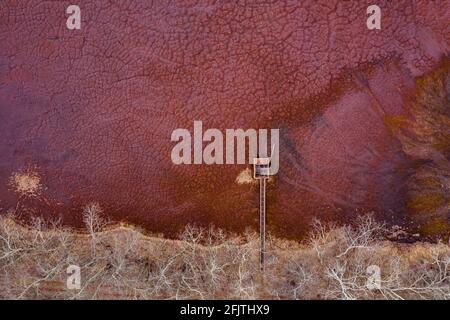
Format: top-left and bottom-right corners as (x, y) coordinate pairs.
(0, 1), (449, 239)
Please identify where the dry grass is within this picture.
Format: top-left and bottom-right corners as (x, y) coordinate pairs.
(0, 206), (449, 300)
(9, 168), (42, 198)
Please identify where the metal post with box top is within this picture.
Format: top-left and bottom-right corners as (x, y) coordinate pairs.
(253, 157), (271, 272)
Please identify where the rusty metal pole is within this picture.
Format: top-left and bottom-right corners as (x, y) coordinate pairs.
(259, 177), (267, 272)
(253, 157), (271, 273)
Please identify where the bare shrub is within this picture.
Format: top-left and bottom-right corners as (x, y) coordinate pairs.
(265, 215), (450, 300)
(176, 226), (259, 299)
(0, 210), (449, 300)
(82, 203), (106, 237)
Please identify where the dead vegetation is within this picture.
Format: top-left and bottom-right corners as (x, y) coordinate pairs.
(9, 167), (42, 198)
(0, 205), (449, 300)
(386, 58), (450, 237)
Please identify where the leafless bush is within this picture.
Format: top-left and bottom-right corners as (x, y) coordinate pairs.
(0, 210), (74, 299)
(176, 226), (259, 299)
(266, 215), (450, 300)
(0, 209), (449, 300)
(82, 203), (106, 243)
